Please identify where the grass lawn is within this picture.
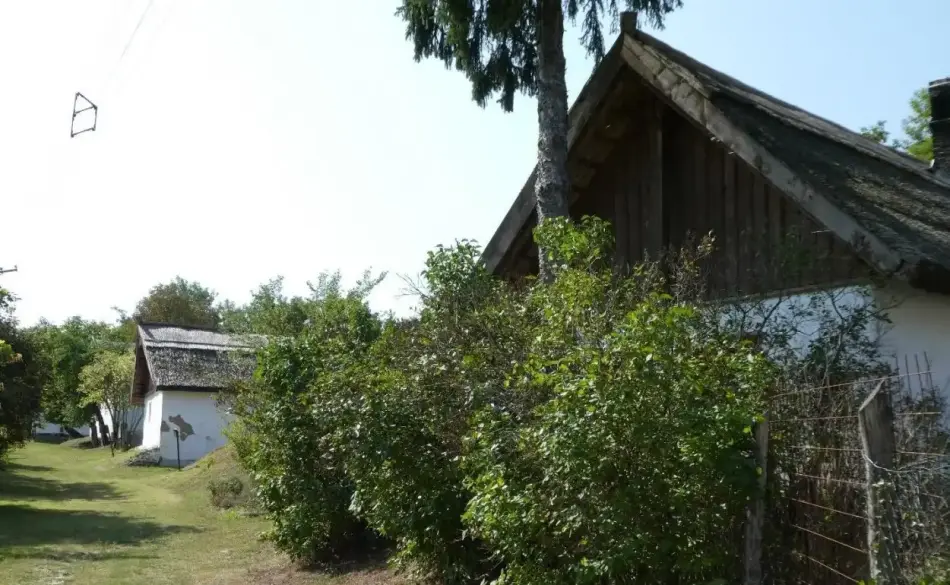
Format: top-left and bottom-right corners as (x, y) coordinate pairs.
(0, 441), (402, 585)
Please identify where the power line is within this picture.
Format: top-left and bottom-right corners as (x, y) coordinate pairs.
(0, 266), (18, 276)
(72, 0), (162, 137)
(105, 0), (157, 90)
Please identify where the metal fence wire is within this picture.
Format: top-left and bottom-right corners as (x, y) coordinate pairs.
(764, 353), (950, 585)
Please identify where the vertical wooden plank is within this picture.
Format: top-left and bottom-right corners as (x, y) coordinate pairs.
(614, 153), (629, 271)
(859, 382), (900, 585)
(647, 99), (664, 258)
(752, 172), (767, 293)
(693, 128), (708, 248)
(706, 141), (724, 295)
(744, 415), (770, 585)
(664, 115), (686, 251)
(629, 133), (643, 264)
(768, 183), (783, 291)
(736, 164), (752, 294)
(723, 151), (737, 295)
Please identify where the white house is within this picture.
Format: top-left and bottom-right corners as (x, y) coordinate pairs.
(130, 323), (264, 466)
(480, 20), (950, 402)
(34, 417), (89, 439)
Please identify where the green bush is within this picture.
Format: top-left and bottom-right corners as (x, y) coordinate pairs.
(229, 218), (777, 583)
(0, 289), (44, 463)
(345, 241), (529, 584)
(208, 475), (244, 509)
(228, 287), (382, 565)
(455, 217), (773, 585)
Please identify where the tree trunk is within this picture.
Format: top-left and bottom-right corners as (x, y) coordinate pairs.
(93, 406), (110, 446)
(534, 0), (571, 281)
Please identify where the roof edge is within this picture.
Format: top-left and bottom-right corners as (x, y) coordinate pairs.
(619, 31), (905, 278)
(620, 23), (950, 191)
(136, 321), (221, 332)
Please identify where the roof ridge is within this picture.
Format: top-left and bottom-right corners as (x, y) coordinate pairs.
(137, 321), (221, 332)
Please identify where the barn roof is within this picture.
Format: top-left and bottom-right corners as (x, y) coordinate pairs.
(482, 19), (950, 292)
(136, 323), (265, 392)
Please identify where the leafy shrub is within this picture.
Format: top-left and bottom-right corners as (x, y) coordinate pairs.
(457, 217), (774, 585)
(230, 218), (780, 584)
(228, 281), (382, 565)
(0, 289), (43, 463)
(208, 475), (244, 509)
(345, 241), (529, 584)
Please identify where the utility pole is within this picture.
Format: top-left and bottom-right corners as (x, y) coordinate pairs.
(0, 266), (17, 276)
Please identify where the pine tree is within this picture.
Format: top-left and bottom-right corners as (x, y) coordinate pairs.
(397, 0), (682, 280)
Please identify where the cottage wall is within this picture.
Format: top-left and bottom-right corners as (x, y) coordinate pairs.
(157, 391), (231, 465)
(731, 284), (950, 410)
(141, 390), (164, 449)
(876, 284), (950, 408)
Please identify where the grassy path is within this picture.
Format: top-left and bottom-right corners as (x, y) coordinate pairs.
(0, 442), (399, 585)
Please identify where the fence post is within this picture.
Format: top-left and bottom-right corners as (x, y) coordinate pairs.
(744, 413), (769, 585)
(858, 381), (901, 584)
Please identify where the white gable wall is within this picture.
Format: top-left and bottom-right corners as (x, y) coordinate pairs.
(157, 390), (231, 465)
(141, 391), (164, 449)
(875, 284), (950, 402)
(735, 284), (950, 408)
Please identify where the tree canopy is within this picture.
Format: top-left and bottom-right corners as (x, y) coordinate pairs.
(0, 288), (44, 461)
(133, 276), (219, 328)
(29, 317), (116, 428)
(77, 351), (138, 447)
(397, 0), (681, 112)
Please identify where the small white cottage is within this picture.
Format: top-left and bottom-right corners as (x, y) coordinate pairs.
(130, 322), (264, 466)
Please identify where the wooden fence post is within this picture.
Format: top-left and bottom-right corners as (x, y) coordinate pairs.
(744, 413), (769, 585)
(858, 381), (902, 584)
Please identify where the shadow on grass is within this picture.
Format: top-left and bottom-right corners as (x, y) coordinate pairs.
(0, 505), (201, 550)
(0, 470), (123, 502)
(4, 462), (54, 473)
(2, 549), (158, 563)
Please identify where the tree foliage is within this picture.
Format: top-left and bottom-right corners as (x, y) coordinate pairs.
(220, 272), (385, 338)
(226, 273), (384, 564)
(133, 276), (219, 328)
(861, 87), (933, 162)
(29, 317), (115, 428)
(0, 289), (44, 462)
(396, 0), (681, 111)
(228, 219), (806, 584)
(77, 351), (138, 448)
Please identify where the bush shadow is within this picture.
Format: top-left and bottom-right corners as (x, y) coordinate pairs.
(2, 549), (158, 563)
(4, 462), (54, 472)
(0, 470), (124, 502)
(0, 505), (201, 550)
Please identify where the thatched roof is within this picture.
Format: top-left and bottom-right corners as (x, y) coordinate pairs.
(642, 30), (950, 290)
(136, 323), (266, 392)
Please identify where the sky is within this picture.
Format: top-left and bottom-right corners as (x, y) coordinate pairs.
(2, 0), (948, 327)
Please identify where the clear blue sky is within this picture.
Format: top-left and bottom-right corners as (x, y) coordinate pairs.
(2, 0), (947, 326)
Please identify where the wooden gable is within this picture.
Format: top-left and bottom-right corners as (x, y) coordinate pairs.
(492, 67), (868, 298)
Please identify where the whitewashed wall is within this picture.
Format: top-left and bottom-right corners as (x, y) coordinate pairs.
(141, 391), (164, 449)
(157, 391), (231, 464)
(731, 284), (950, 406)
(875, 284), (950, 402)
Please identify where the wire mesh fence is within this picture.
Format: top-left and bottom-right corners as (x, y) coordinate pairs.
(763, 354), (950, 585)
